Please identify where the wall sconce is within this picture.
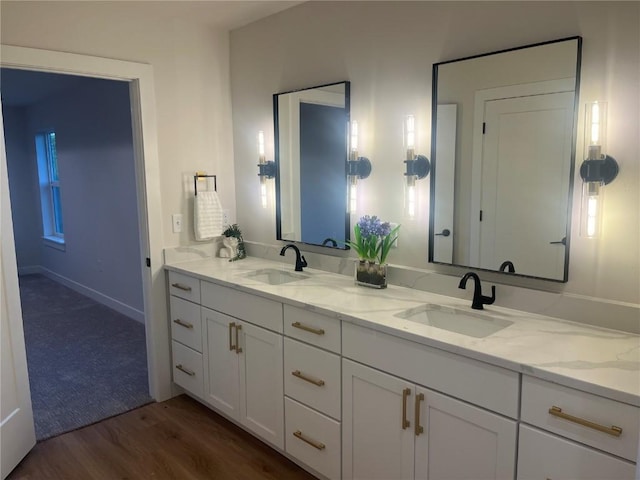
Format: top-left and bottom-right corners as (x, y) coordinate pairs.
(347, 120), (371, 214)
(257, 130), (276, 209)
(579, 102), (619, 238)
(403, 115), (430, 218)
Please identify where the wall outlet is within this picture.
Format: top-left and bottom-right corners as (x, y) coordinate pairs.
(172, 213), (183, 233)
(222, 209), (230, 226)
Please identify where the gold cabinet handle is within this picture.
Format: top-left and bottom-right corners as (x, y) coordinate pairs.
(291, 370), (325, 386)
(173, 318), (193, 329)
(171, 282), (192, 292)
(175, 364), (195, 376)
(235, 324), (243, 354)
(293, 430), (326, 450)
(402, 388), (411, 429)
(291, 321), (325, 336)
(229, 322), (236, 351)
(548, 406), (623, 437)
(415, 393), (425, 436)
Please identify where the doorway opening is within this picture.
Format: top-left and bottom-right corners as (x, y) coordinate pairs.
(2, 67), (152, 440)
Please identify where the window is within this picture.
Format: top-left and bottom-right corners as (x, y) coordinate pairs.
(35, 131), (65, 246)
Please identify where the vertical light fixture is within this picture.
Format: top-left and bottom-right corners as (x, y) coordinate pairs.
(257, 130), (276, 209)
(347, 120), (371, 214)
(579, 102), (618, 238)
(403, 115), (430, 218)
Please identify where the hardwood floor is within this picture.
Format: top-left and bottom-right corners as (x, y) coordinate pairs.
(8, 395), (317, 480)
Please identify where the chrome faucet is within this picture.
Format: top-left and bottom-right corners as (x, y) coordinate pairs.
(280, 244), (307, 272)
(499, 261), (515, 273)
(458, 272), (495, 310)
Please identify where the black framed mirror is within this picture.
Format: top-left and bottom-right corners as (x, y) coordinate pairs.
(429, 37), (582, 282)
(274, 81), (350, 249)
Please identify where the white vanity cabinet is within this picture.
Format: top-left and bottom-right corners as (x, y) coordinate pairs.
(168, 272), (205, 398)
(342, 324), (518, 480)
(283, 305), (342, 480)
(201, 282), (285, 450)
(517, 375), (638, 479)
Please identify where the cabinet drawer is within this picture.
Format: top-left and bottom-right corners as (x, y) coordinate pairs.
(521, 375), (639, 461)
(168, 271), (201, 303)
(284, 305), (341, 353)
(518, 425), (636, 480)
(169, 296), (203, 352)
(284, 338), (341, 420)
(201, 281), (283, 333)
(172, 340), (204, 399)
(285, 397), (341, 480)
(342, 322), (519, 418)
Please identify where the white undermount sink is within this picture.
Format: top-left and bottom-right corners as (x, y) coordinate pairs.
(394, 303), (513, 338)
(243, 268), (309, 285)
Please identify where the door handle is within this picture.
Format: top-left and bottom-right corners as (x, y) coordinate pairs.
(435, 229), (451, 237)
(549, 237), (566, 245)
(415, 393), (425, 436)
(229, 322), (236, 351)
(401, 388), (411, 429)
(235, 324), (243, 354)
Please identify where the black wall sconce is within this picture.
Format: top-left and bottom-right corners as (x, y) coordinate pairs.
(348, 121), (371, 214)
(403, 115), (431, 217)
(579, 102), (619, 238)
(257, 130), (276, 208)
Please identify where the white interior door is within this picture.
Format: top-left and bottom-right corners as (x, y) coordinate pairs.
(479, 92), (574, 279)
(1, 108), (36, 479)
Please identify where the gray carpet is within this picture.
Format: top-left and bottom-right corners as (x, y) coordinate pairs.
(19, 274), (152, 441)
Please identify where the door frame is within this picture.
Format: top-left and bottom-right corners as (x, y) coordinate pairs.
(0, 45), (172, 402)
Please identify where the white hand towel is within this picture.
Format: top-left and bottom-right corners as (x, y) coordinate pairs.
(194, 191), (224, 241)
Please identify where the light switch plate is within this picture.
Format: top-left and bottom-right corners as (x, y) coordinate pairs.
(172, 214), (183, 233)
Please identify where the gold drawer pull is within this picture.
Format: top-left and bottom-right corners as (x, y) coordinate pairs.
(173, 318), (194, 329)
(175, 364), (195, 376)
(171, 282), (192, 292)
(293, 430), (325, 450)
(291, 322), (325, 336)
(415, 393), (425, 436)
(291, 370), (325, 387)
(548, 406), (623, 437)
(235, 324), (243, 354)
(401, 388), (411, 429)
(229, 322), (236, 351)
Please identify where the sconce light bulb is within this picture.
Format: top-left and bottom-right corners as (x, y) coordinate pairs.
(260, 180), (267, 209)
(349, 181), (358, 214)
(258, 130), (266, 161)
(590, 102), (600, 145)
(405, 115), (415, 149)
(351, 120), (359, 152)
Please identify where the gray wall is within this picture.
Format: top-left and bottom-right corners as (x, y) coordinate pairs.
(4, 76), (144, 318)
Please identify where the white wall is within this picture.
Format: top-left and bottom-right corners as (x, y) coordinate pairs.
(3, 106), (41, 271)
(0, 0), (236, 247)
(230, 1), (639, 306)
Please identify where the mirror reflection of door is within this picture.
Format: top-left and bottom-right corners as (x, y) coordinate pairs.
(299, 102), (347, 245)
(474, 91), (574, 279)
(433, 104), (457, 263)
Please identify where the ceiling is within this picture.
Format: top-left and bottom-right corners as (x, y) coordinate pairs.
(0, 1), (302, 107)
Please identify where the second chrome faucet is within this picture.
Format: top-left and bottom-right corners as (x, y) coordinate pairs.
(458, 272), (495, 310)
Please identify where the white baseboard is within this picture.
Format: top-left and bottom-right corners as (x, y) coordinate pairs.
(38, 268), (145, 323)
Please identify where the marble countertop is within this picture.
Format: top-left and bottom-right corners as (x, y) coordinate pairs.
(165, 256), (640, 407)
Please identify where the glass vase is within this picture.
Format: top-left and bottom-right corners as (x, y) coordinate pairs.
(355, 260), (388, 289)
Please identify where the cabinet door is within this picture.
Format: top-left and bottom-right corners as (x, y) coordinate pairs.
(414, 386), (516, 480)
(343, 359), (414, 480)
(203, 307), (240, 419)
(238, 320), (284, 450)
(518, 425), (636, 480)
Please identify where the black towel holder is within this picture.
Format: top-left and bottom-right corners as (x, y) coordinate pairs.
(194, 174), (217, 196)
